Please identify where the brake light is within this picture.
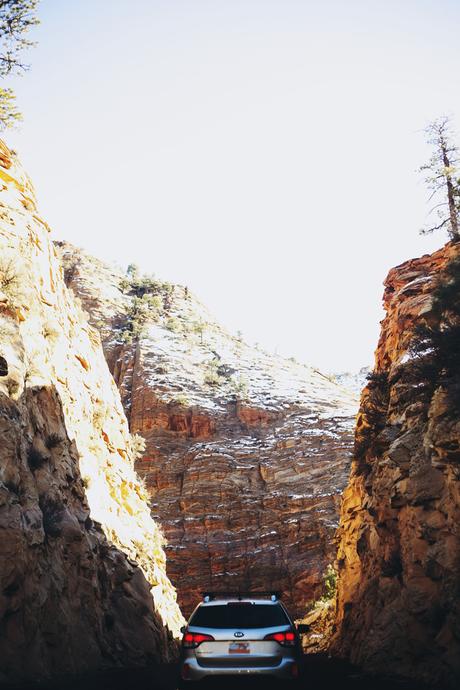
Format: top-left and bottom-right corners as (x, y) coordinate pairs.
(264, 631), (296, 646)
(182, 632), (215, 648)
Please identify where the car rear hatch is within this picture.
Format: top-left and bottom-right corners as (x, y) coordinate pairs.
(193, 626), (290, 668)
(187, 601), (294, 669)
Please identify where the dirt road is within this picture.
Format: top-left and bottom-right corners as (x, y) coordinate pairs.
(1, 655), (443, 690)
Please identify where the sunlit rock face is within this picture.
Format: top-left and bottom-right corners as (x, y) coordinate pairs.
(58, 243), (358, 617)
(334, 243), (460, 688)
(0, 142), (183, 683)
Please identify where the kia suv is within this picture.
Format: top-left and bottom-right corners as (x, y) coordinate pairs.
(178, 592), (307, 684)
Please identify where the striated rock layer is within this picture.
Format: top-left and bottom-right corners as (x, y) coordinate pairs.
(334, 242), (460, 687)
(58, 243), (358, 617)
(0, 142), (183, 683)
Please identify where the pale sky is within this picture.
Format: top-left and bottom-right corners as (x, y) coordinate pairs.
(4, 0), (459, 372)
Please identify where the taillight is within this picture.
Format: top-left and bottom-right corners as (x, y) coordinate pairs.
(264, 631), (296, 646)
(182, 632), (215, 648)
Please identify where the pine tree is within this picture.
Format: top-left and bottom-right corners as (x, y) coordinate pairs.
(0, 1), (40, 130)
(409, 256), (460, 410)
(419, 116), (460, 240)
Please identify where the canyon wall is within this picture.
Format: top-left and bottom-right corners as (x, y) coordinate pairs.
(58, 242), (358, 617)
(0, 142), (183, 683)
(334, 242), (460, 687)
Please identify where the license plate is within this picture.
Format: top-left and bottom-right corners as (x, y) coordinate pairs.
(229, 642), (250, 654)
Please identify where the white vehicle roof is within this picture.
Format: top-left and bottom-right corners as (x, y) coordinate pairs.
(199, 598), (280, 607)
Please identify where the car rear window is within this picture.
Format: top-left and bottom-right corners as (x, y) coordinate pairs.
(189, 603), (289, 629)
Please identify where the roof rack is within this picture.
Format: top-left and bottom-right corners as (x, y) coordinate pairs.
(201, 591), (282, 602)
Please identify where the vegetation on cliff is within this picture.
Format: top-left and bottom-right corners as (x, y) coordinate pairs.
(409, 255), (460, 410)
(420, 116), (460, 240)
(0, 0), (39, 129)
(118, 265), (176, 343)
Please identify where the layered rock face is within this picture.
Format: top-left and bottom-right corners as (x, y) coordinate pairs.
(334, 243), (460, 687)
(58, 243), (358, 617)
(0, 142), (183, 683)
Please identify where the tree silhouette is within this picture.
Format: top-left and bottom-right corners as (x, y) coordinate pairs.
(419, 116), (460, 240)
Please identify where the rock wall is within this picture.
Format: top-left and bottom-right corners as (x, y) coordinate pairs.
(58, 242), (358, 618)
(334, 242), (460, 687)
(0, 142), (183, 683)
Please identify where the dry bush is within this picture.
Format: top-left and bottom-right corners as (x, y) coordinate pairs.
(0, 316), (16, 341)
(170, 393), (190, 406)
(82, 475), (91, 489)
(24, 349), (46, 383)
(0, 256), (27, 308)
(128, 433), (146, 461)
(45, 433), (63, 449)
(165, 316), (181, 333)
(231, 374), (249, 400)
(27, 446), (48, 471)
(42, 317), (61, 343)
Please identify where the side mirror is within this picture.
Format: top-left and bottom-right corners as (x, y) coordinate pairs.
(296, 623), (310, 634)
(180, 625), (187, 634)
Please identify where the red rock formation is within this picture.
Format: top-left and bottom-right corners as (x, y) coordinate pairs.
(334, 242), (460, 687)
(59, 242), (358, 618)
(0, 144), (183, 683)
(236, 404), (278, 427)
(131, 396), (215, 438)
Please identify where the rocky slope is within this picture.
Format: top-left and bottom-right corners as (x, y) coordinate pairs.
(58, 243), (358, 617)
(0, 142), (183, 683)
(333, 367), (371, 397)
(334, 242), (460, 687)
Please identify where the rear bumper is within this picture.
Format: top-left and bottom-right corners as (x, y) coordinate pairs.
(181, 655), (298, 681)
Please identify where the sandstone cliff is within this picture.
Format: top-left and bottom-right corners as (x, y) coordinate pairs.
(334, 242), (460, 687)
(0, 142), (183, 683)
(58, 242), (358, 618)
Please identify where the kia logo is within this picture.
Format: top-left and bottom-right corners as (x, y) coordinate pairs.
(234, 631), (244, 638)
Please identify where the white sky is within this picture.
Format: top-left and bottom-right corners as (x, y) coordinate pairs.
(4, 0), (459, 372)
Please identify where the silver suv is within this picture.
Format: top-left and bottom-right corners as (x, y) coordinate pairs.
(179, 592), (307, 684)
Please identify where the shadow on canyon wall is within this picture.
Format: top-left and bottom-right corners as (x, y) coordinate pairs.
(0, 384), (177, 683)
